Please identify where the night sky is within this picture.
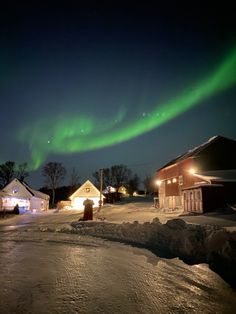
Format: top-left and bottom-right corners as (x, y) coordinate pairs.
(1, 1), (236, 188)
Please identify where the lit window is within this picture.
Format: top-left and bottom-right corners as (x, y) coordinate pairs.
(172, 178), (177, 183)
(12, 186), (19, 194)
(167, 180), (171, 184)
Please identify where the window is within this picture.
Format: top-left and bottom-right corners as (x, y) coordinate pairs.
(179, 175), (183, 185)
(12, 186), (19, 194)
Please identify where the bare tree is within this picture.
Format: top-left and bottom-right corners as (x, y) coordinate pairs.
(93, 168), (111, 188)
(69, 167), (80, 187)
(42, 162), (66, 206)
(127, 173), (140, 195)
(0, 161), (16, 188)
(16, 162), (29, 182)
(94, 164), (132, 190)
(143, 175), (154, 195)
(93, 164), (135, 196)
(111, 165), (131, 189)
(93, 170), (100, 186)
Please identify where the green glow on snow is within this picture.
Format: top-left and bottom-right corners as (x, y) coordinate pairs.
(19, 47), (236, 170)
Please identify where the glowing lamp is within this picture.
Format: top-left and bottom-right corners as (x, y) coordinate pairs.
(189, 168), (196, 174)
(156, 180), (162, 186)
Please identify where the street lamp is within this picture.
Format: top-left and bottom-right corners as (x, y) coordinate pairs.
(99, 168), (103, 211)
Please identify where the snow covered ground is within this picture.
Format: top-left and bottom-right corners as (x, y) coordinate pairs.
(96, 196), (236, 232)
(1, 196), (236, 289)
(70, 196), (236, 289)
(0, 196), (236, 313)
(1, 195), (235, 229)
(1, 228), (236, 314)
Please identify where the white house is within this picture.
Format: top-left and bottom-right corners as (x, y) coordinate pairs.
(0, 178), (49, 213)
(69, 180), (105, 210)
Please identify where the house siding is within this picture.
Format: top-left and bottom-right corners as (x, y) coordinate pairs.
(156, 136), (236, 213)
(69, 180), (105, 210)
(157, 158), (202, 210)
(0, 179), (49, 212)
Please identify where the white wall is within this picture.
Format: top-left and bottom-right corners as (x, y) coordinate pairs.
(30, 197), (49, 211)
(0, 197), (30, 211)
(71, 197), (100, 210)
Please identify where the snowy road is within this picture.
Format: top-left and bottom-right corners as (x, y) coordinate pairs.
(0, 213), (236, 313)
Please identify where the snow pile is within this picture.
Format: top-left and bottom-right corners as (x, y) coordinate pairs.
(71, 218), (236, 288)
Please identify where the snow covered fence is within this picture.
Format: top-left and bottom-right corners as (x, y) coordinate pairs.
(71, 218), (236, 288)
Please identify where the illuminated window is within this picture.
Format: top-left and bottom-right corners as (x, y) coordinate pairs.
(167, 180), (171, 184)
(12, 186), (19, 194)
(172, 178), (177, 183)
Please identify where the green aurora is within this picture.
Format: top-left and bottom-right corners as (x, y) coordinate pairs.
(19, 47), (236, 170)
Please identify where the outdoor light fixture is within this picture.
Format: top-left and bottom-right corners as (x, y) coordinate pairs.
(156, 180), (162, 186)
(189, 168), (196, 174)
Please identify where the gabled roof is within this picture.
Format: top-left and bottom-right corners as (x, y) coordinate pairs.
(158, 135), (236, 171)
(0, 191), (12, 198)
(69, 180), (105, 199)
(21, 181), (50, 200)
(1, 178), (49, 200)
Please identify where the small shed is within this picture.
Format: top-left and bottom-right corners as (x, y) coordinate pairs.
(0, 178), (49, 213)
(69, 180), (105, 210)
(182, 184), (225, 213)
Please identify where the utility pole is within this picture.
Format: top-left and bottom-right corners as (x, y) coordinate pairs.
(99, 168), (103, 212)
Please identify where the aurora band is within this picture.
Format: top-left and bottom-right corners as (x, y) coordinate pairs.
(19, 46), (236, 170)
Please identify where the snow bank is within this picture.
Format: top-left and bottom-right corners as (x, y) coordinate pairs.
(71, 218), (236, 288)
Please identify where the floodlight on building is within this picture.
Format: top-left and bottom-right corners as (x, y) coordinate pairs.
(189, 168), (196, 174)
(156, 180), (162, 186)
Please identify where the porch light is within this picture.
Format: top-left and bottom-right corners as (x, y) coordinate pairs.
(189, 168), (196, 174)
(156, 180), (162, 186)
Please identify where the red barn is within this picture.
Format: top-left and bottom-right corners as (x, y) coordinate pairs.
(156, 136), (236, 213)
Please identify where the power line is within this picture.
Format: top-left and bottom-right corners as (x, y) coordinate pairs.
(126, 160), (157, 168)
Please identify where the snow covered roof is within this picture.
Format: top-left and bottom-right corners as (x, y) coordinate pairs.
(69, 180), (105, 199)
(23, 183), (50, 200)
(158, 135), (236, 171)
(193, 169), (236, 183)
(103, 186), (116, 193)
(0, 191), (12, 197)
(182, 183), (224, 190)
(1, 178), (49, 200)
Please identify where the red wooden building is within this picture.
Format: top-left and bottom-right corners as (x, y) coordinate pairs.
(156, 136), (236, 213)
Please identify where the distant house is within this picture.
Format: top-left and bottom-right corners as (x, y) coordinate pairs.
(118, 186), (128, 195)
(69, 180), (105, 210)
(0, 178), (49, 213)
(156, 135), (236, 213)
